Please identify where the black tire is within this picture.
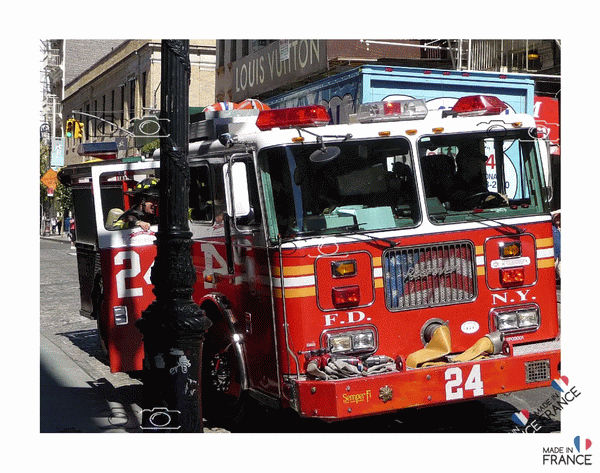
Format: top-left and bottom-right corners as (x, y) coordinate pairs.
(201, 314), (247, 424)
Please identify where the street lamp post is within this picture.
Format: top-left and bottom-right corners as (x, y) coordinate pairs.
(136, 40), (212, 432)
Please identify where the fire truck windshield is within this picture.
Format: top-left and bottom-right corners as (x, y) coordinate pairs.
(261, 137), (419, 238)
(417, 129), (549, 224)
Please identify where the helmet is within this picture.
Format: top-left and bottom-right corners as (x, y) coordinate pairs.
(130, 178), (160, 198)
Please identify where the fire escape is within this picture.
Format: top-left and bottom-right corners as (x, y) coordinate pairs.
(40, 40), (64, 145)
(448, 39), (561, 74)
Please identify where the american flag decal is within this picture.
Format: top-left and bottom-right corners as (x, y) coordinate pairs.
(384, 242), (476, 310)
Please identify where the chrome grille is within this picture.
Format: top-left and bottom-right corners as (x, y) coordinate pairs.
(383, 242), (476, 310)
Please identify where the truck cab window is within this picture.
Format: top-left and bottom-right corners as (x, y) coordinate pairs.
(261, 137), (418, 239)
(101, 170), (160, 231)
(189, 165), (213, 222)
(418, 131), (547, 223)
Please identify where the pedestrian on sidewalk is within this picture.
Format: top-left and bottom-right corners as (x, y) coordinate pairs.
(69, 218), (76, 247)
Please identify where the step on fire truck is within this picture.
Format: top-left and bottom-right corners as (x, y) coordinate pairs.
(59, 95), (560, 422)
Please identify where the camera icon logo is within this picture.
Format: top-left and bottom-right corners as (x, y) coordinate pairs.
(141, 407), (181, 430)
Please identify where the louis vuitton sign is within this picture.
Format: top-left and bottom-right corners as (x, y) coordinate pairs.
(232, 40), (327, 101)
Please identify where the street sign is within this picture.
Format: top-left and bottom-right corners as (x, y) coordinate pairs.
(41, 168), (58, 190)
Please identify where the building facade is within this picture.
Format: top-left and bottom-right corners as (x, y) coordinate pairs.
(215, 40), (445, 102)
(215, 39), (560, 102)
(57, 40), (216, 165)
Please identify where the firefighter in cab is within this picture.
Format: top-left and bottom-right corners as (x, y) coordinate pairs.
(107, 178), (160, 231)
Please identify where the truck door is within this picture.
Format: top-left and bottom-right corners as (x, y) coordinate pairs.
(225, 155), (280, 400)
(92, 161), (160, 373)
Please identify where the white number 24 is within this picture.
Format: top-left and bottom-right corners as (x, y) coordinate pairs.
(444, 365), (484, 400)
(115, 250), (153, 298)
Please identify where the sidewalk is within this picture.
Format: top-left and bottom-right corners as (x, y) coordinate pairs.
(40, 334), (142, 432)
(40, 232), (72, 244)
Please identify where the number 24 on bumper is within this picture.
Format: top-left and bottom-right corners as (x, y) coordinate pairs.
(445, 365), (484, 400)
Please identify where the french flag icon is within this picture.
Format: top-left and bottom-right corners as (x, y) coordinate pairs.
(551, 376), (569, 392)
(512, 410), (530, 426)
(574, 436), (592, 453)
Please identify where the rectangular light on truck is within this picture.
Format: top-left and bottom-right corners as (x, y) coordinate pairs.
(500, 241), (522, 258)
(331, 260), (357, 278)
(492, 305), (540, 333)
(324, 328), (377, 355)
(113, 306), (128, 326)
(332, 285), (360, 308)
(357, 99), (428, 123)
(500, 267), (525, 286)
(329, 335), (352, 353)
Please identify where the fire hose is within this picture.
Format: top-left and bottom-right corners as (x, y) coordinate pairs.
(304, 324), (505, 380)
(405, 323), (505, 369)
(306, 354), (395, 380)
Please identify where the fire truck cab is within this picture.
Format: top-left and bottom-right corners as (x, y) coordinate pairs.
(60, 95), (560, 422)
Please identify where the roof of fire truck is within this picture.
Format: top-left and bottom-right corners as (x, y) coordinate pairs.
(187, 95), (538, 157)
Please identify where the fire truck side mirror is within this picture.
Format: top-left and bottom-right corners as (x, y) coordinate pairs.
(224, 161), (251, 219)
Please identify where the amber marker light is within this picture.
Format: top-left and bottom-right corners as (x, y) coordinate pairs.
(499, 241), (522, 258)
(332, 259), (357, 278)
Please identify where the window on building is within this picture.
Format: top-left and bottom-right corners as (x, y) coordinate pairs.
(85, 103), (90, 138)
(251, 40), (272, 53)
(94, 99), (98, 137)
(129, 78), (136, 120)
(111, 90), (115, 126)
(229, 40), (237, 63)
(217, 40), (225, 68)
(120, 85), (125, 127)
(141, 71), (147, 112)
(101, 95), (106, 135)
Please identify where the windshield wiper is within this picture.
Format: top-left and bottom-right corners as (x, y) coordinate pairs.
(342, 231), (399, 249)
(285, 223), (362, 238)
(284, 224), (398, 250)
(466, 211), (524, 235)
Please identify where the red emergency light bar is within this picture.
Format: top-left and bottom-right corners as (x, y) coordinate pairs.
(256, 105), (331, 131)
(452, 95), (508, 116)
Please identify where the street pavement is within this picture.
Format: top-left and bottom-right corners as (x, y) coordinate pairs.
(41, 332), (126, 432)
(40, 234), (230, 433)
(40, 234), (144, 432)
(40, 233), (561, 434)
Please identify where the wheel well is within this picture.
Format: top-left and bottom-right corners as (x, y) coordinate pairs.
(200, 295), (249, 391)
(200, 295), (238, 333)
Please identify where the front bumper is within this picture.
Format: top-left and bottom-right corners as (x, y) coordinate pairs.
(291, 340), (560, 420)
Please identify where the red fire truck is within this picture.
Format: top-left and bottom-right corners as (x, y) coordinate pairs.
(59, 95), (560, 422)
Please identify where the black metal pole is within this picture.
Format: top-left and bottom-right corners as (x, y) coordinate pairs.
(136, 40), (212, 433)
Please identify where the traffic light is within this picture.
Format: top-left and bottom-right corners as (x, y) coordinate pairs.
(74, 120), (83, 139)
(65, 119), (75, 138)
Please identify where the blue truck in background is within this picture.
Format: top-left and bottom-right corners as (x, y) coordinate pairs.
(265, 65), (535, 123)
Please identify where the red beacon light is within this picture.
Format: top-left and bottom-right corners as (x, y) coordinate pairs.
(357, 99), (428, 123)
(255, 105), (331, 131)
(451, 95), (508, 117)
